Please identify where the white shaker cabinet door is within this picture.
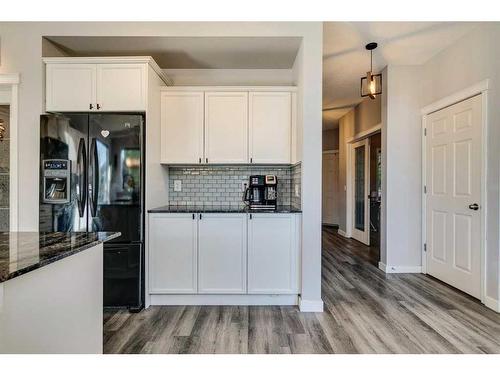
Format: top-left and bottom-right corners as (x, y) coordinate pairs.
(96, 64), (147, 111)
(198, 213), (247, 294)
(46, 63), (96, 112)
(160, 91), (204, 164)
(204, 92), (248, 164)
(249, 92), (291, 164)
(248, 213), (299, 294)
(148, 213), (198, 294)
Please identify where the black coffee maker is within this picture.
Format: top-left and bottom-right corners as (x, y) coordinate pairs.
(243, 175), (278, 210)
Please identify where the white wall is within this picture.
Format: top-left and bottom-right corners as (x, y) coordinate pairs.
(163, 68), (294, 86)
(0, 22), (324, 309)
(383, 65), (423, 269)
(420, 23), (500, 302)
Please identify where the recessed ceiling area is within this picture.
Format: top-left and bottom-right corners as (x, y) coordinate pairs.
(43, 36), (302, 69)
(322, 22), (480, 130)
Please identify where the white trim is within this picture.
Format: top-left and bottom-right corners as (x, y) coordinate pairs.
(0, 74), (20, 85)
(346, 123), (381, 144)
(421, 79), (489, 115)
(421, 79), (489, 306)
(322, 149), (339, 154)
(484, 296), (500, 313)
(150, 294), (299, 306)
(0, 73), (20, 232)
(378, 262), (422, 274)
(298, 297), (324, 312)
(337, 229), (349, 238)
(42, 56), (173, 86)
(161, 86), (297, 92)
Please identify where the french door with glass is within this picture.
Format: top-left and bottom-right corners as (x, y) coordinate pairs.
(351, 138), (370, 245)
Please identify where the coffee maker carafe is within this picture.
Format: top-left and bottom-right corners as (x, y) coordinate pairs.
(243, 175), (278, 210)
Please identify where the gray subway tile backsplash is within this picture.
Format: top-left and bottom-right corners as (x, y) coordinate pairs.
(168, 164), (301, 209)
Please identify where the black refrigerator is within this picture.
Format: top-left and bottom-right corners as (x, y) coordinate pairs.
(40, 113), (144, 311)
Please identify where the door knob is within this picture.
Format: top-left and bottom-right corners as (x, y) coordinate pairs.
(468, 203), (479, 210)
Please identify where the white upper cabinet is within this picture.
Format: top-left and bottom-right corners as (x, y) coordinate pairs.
(96, 64), (147, 111)
(46, 63), (96, 112)
(204, 92), (248, 164)
(198, 213), (247, 294)
(247, 214), (299, 294)
(249, 92), (291, 164)
(44, 57), (170, 112)
(161, 91), (204, 164)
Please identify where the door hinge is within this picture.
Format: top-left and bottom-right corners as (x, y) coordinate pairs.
(424, 128), (427, 136)
(424, 185), (427, 194)
(424, 243), (427, 252)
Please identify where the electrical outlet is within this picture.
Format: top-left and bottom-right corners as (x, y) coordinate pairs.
(174, 180), (182, 192)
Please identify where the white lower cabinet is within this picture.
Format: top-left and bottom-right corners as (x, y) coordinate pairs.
(148, 212), (300, 299)
(148, 213), (198, 294)
(248, 214), (299, 294)
(198, 213), (247, 294)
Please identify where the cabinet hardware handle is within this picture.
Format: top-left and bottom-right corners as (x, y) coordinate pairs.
(97, 103), (101, 110)
(199, 213), (202, 220)
(206, 158), (208, 163)
(192, 213), (195, 220)
(199, 157), (201, 164)
(250, 213), (252, 220)
(250, 157), (253, 163)
(89, 103), (93, 110)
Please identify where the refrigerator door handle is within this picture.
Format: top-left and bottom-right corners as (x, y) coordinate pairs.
(89, 138), (99, 218)
(76, 138), (87, 218)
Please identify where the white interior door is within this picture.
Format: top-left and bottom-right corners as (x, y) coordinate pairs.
(425, 95), (482, 299)
(351, 139), (370, 245)
(322, 152), (339, 225)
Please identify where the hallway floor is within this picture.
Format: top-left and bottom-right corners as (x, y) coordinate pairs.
(103, 227), (500, 354)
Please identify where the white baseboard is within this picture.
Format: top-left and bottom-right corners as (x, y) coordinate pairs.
(484, 295), (500, 313)
(378, 262), (422, 274)
(337, 229), (349, 238)
(298, 297), (324, 312)
(150, 294), (299, 306)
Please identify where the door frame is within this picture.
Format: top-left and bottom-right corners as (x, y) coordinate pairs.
(0, 73), (20, 232)
(350, 138), (370, 245)
(421, 79), (489, 304)
(345, 123), (381, 240)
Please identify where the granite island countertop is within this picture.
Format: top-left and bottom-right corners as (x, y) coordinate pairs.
(148, 205), (302, 214)
(0, 231), (121, 283)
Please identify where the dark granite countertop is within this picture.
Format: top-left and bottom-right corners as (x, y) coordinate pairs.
(0, 231), (121, 283)
(148, 205), (302, 214)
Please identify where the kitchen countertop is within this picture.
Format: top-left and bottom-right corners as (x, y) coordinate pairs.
(0, 231), (121, 283)
(148, 205), (302, 214)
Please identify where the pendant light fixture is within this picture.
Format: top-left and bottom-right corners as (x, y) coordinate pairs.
(360, 42), (382, 99)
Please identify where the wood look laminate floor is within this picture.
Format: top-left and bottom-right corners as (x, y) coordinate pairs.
(103, 226), (500, 354)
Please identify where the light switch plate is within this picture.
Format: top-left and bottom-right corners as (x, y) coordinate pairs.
(174, 180), (182, 192)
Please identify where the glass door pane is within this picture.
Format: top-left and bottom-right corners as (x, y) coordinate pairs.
(354, 145), (365, 231)
(0, 105), (10, 230)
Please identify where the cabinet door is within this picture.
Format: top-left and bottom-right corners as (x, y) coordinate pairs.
(46, 63), (96, 112)
(148, 213), (198, 294)
(249, 92), (291, 164)
(161, 91), (204, 164)
(205, 92), (248, 164)
(96, 64), (147, 111)
(198, 213), (247, 294)
(248, 213), (299, 294)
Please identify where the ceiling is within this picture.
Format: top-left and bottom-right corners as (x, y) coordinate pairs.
(44, 36), (302, 69)
(322, 22), (480, 130)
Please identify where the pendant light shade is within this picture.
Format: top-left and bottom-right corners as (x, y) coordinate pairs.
(360, 42), (382, 99)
